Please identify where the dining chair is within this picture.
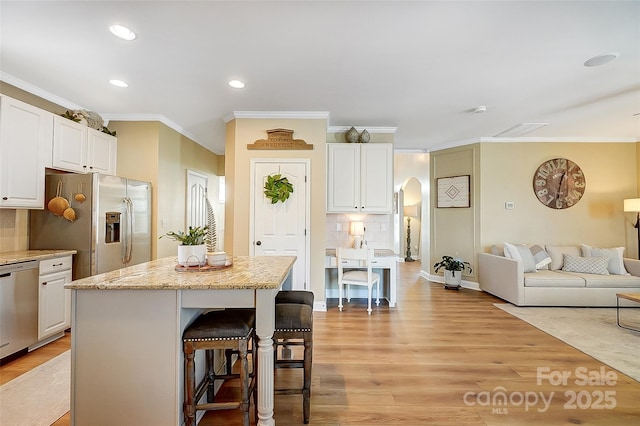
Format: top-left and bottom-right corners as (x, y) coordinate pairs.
(337, 247), (381, 315)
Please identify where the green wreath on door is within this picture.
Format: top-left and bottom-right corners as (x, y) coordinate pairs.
(264, 174), (294, 204)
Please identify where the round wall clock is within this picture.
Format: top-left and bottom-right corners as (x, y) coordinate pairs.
(532, 158), (586, 209)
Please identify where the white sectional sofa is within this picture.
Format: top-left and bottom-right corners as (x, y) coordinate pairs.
(478, 244), (640, 307)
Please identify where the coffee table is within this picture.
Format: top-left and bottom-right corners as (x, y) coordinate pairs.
(616, 293), (640, 332)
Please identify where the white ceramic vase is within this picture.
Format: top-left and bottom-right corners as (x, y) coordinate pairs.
(177, 244), (207, 266)
(444, 270), (462, 289)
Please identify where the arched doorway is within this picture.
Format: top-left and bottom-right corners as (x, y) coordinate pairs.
(400, 177), (422, 262)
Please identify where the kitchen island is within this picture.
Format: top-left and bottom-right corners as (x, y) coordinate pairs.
(65, 255), (296, 426)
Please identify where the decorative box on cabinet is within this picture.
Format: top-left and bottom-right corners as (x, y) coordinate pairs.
(327, 143), (393, 213)
(0, 95), (53, 209)
(52, 115), (117, 175)
(38, 255), (72, 340)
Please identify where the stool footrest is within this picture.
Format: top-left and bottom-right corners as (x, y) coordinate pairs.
(275, 360), (305, 368)
(197, 402), (240, 411)
(275, 388), (303, 395)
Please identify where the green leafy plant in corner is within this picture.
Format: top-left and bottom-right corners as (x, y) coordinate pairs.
(433, 255), (472, 273)
(264, 174), (294, 204)
(160, 226), (208, 245)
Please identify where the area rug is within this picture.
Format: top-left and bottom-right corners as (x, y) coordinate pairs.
(0, 350), (70, 426)
(495, 304), (640, 382)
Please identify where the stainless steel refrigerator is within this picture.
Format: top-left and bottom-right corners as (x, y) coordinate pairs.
(30, 171), (152, 280)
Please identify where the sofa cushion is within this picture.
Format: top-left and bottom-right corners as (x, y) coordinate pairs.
(524, 270), (586, 288)
(575, 272), (640, 288)
(546, 245), (581, 270)
(504, 242), (536, 272)
(562, 254), (610, 275)
(581, 244), (628, 275)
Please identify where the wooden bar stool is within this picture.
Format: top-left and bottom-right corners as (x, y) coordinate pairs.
(274, 290), (314, 424)
(183, 308), (256, 426)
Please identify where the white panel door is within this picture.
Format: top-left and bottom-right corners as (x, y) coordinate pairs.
(253, 161), (308, 290)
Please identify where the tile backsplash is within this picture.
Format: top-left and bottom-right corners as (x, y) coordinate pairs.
(0, 209), (29, 252)
(325, 213), (393, 249)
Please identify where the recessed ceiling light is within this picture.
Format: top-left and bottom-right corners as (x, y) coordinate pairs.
(109, 24), (136, 41)
(584, 52), (620, 67)
(109, 79), (128, 88)
(228, 80), (245, 89)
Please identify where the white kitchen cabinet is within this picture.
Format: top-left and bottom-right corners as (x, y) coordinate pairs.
(52, 115), (117, 175)
(0, 95), (53, 209)
(327, 143), (393, 213)
(38, 255), (72, 340)
(87, 128), (117, 174)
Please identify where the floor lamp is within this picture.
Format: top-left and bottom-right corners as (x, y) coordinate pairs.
(404, 205), (418, 262)
(623, 198), (640, 259)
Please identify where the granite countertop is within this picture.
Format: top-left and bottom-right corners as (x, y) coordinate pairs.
(0, 250), (77, 265)
(325, 248), (396, 257)
(65, 255), (296, 290)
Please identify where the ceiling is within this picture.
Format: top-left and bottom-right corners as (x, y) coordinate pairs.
(1, 1), (639, 155)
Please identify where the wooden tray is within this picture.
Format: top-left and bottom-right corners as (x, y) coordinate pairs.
(174, 259), (233, 272)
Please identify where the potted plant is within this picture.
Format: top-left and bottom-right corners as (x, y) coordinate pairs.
(160, 226), (208, 266)
(433, 255), (472, 290)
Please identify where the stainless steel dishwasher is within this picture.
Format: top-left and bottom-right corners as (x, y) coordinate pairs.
(0, 260), (39, 359)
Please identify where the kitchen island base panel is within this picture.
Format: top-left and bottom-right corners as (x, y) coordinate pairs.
(71, 289), (189, 425)
(68, 256), (294, 426)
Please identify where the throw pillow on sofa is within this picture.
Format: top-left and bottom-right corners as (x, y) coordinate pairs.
(503, 242), (537, 272)
(530, 245), (552, 269)
(580, 244), (628, 275)
(562, 254), (610, 275)
(546, 245), (581, 270)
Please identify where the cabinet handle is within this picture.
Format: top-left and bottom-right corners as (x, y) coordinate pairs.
(2, 197), (7, 200)
(42, 281), (48, 286)
(53, 263), (63, 267)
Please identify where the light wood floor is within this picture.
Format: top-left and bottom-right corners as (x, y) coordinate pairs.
(2, 261), (639, 425)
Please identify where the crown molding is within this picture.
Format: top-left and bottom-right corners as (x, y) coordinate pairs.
(101, 113), (198, 142)
(224, 111), (330, 123)
(394, 148), (428, 153)
(481, 136), (639, 143)
(1, 72), (83, 110)
(428, 136), (640, 152)
(327, 126), (397, 134)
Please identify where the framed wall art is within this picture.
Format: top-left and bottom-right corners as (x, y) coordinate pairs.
(437, 175), (470, 208)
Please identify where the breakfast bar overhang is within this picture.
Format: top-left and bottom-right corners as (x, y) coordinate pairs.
(66, 255), (296, 426)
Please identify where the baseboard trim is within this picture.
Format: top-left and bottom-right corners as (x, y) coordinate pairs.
(421, 270), (481, 291)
